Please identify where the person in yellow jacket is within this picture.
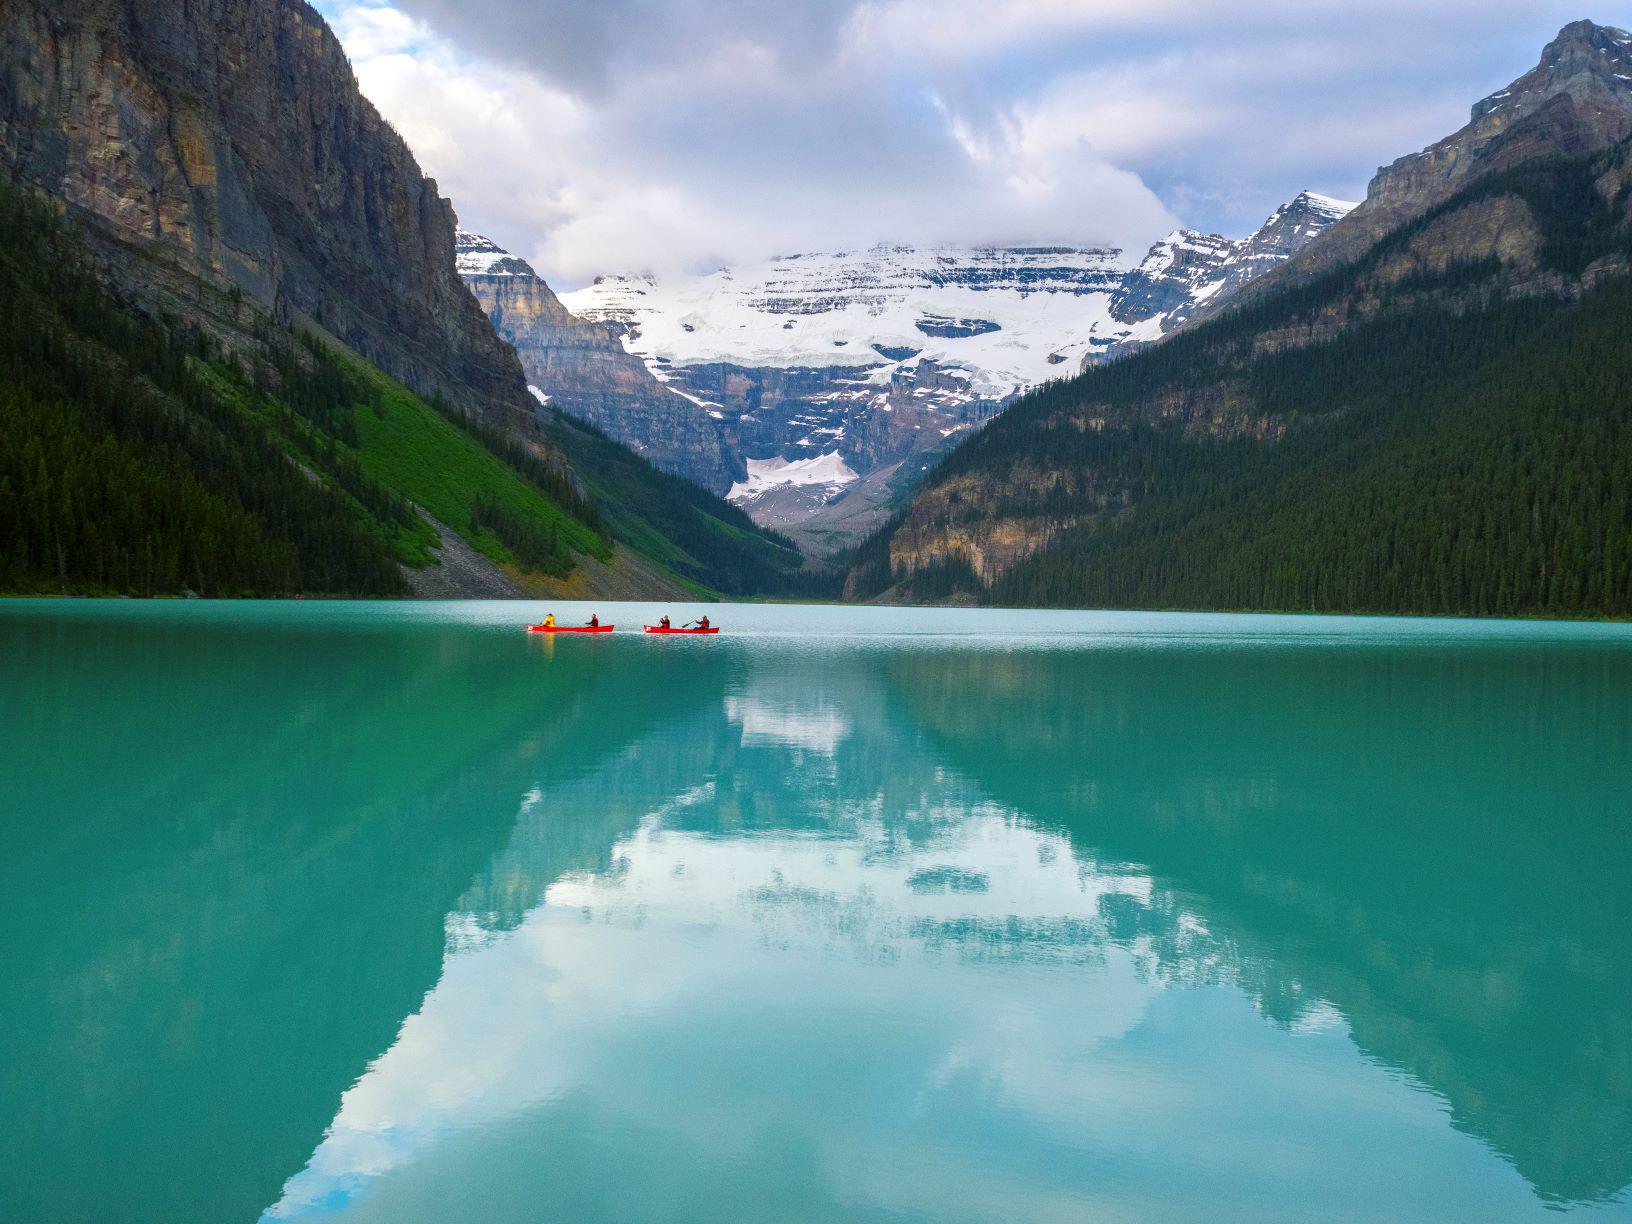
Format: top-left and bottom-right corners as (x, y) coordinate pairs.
(542, 613), (555, 628)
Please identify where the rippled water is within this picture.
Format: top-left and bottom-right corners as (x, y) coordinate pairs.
(3, 600), (1630, 1222)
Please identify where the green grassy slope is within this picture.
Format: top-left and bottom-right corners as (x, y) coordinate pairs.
(348, 371), (607, 574)
(540, 409), (815, 597)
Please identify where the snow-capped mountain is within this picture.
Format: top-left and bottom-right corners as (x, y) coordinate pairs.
(566, 245), (1127, 400)
(456, 229), (531, 278)
(1096, 192), (1358, 358)
(1228, 192), (1360, 284)
(558, 191), (1353, 551)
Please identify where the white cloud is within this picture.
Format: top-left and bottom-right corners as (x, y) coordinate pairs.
(317, 0), (1598, 287)
(326, 3), (424, 59)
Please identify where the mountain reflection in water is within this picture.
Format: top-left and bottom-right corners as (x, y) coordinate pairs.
(1, 603), (1627, 1223)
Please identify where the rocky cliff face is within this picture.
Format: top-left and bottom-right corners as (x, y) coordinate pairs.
(672, 355), (1000, 552)
(1093, 193), (1356, 362)
(1262, 20), (1632, 287)
(455, 231), (738, 492)
(0, 0), (530, 426)
(1103, 232), (1239, 329)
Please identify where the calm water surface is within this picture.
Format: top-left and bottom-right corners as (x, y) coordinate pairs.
(2, 600), (1630, 1222)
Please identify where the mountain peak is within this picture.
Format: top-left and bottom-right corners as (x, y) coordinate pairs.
(1251, 191), (1357, 243)
(1542, 17), (1632, 59)
(1472, 18), (1632, 122)
(1288, 190), (1361, 218)
(455, 229), (537, 278)
(1267, 19), (1632, 282)
(1119, 189), (1352, 334)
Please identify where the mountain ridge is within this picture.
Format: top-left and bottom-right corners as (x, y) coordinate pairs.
(844, 20), (1632, 617)
(1236, 18), (1632, 300)
(549, 192), (1350, 552)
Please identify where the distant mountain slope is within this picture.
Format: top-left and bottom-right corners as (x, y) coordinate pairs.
(456, 231), (739, 493)
(1111, 193), (1356, 350)
(847, 23), (1632, 618)
(1243, 19), (1632, 296)
(0, 0), (807, 598)
(560, 197), (1349, 553)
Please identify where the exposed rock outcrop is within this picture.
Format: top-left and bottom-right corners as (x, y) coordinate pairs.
(0, 0), (531, 426)
(456, 231), (738, 492)
(1257, 20), (1632, 291)
(1104, 232), (1240, 327)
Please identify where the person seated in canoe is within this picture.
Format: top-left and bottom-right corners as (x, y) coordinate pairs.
(693, 615), (711, 630)
(588, 613), (600, 627)
(658, 615), (671, 629)
(541, 613), (555, 628)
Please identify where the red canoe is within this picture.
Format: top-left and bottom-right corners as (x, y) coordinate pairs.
(526, 624), (614, 633)
(644, 625), (720, 635)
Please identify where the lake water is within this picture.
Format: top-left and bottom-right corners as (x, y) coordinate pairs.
(3, 600), (1630, 1223)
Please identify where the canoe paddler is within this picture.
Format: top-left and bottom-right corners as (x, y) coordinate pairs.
(588, 613), (600, 627)
(659, 615), (671, 629)
(542, 613), (555, 628)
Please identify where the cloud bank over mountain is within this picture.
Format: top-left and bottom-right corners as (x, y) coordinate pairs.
(317, 0), (1596, 286)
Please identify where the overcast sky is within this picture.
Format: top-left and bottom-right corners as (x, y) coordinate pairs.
(313, 1), (1605, 288)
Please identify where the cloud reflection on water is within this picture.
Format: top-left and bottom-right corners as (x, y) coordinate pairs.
(262, 632), (1632, 1221)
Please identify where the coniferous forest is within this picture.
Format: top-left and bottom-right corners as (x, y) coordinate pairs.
(0, 182), (412, 596)
(851, 148), (1632, 618)
(0, 176), (811, 599)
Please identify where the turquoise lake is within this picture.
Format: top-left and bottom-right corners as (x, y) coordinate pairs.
(2, 600), (1630, 1222)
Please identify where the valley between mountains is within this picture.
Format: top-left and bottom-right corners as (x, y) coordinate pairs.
(1, 5), (1629, 617)
(459, 191), (1354, 556)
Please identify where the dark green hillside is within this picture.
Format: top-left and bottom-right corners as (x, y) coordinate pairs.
(995, 280), (1632, 615)
(0, 178), (812, 598)
(540, 409), (816, 598)
(0, 182), (411, 596)
(851, 146), (1632, 618)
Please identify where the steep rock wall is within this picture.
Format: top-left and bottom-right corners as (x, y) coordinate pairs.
(0, 0), (531, 426)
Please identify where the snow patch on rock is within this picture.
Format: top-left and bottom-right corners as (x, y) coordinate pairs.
(728, 452), (859, 502)
(456, 229), (527, 277)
